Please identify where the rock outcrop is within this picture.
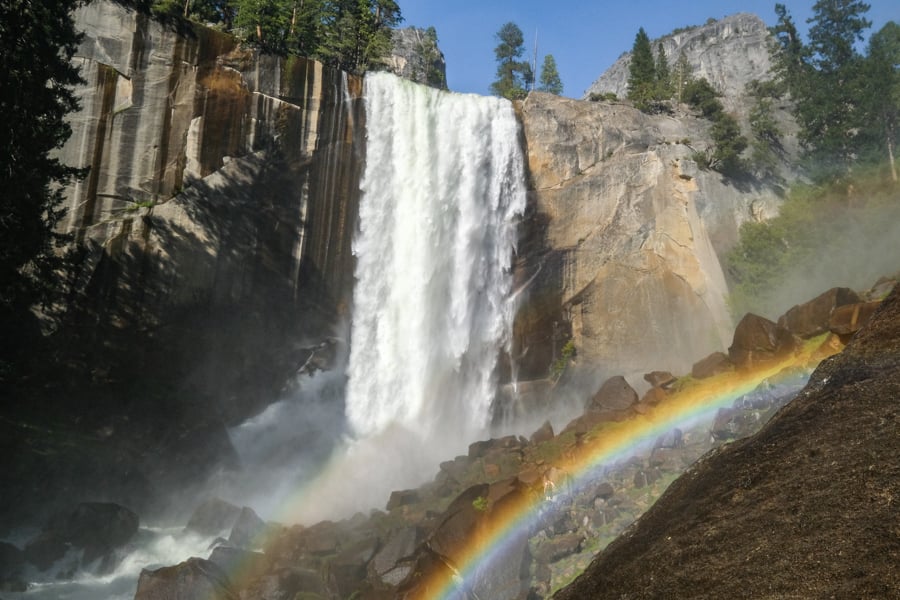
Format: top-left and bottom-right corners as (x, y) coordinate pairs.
(389, 27), (447, 89)
(515, 91), (783, 381)
(584, 14), (774, 113)
(554, 286), (900, 599)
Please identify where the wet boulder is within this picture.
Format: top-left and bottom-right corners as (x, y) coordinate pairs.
(530, 420), (555, 444)
(533, 532), (584, 564)
(386, 489), (420, 512)
(24, 502), (138, 572)
(207, 546), (265, 580)
(0, 542), (27, 592)
(227, 507), (267, 549)
(728, 313), (797, 371)
(586, 375), (638, 414)
(777, 287), (861, 338)
(371, 527), (420, 584)
(185, 498), (242, 537)
(691, 351), (733, 379)
(829, 301), (882, 339)
(643, 371), (677, 389)
(134, 557), (239, 600)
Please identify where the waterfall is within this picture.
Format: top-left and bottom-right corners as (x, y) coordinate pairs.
(346, 72), (527, 449)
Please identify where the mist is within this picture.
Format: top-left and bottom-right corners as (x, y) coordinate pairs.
(750, 198), (900, 321)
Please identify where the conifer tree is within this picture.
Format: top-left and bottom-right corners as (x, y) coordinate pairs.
(654, 42), (672, 99)
(538, 54), (563, 95)
(862, 21), (900, 180)
(0, 0), (86, 360)
(490, 22), (532, 100)
(627, 27), (656, 109)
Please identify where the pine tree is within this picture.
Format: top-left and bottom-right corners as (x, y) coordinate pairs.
(860, 21), (899, 180)
(490, 22), (532, 100)
(793, 0), (872, 178)
(538, 54), (563, 95)
(673, 51), (693, 102)
(0, 0), (86, 359)
(654, 42), (672, 99)
(627, 27), (656, 109)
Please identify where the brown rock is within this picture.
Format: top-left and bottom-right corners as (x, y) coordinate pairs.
(555, 287), (900, 600)
(586, 375), (639, 413)
(691, 351), (733, 379)
(728, 313), (797, 371)
(828, 300), (881, 338)
(530, 420), (555, 444)
(777, 287), (861, 338)
(134, 557), (238, 600)
(386, 489), (420, 512)
(533, 533), (584, 564)
(643, 371), (677, 389)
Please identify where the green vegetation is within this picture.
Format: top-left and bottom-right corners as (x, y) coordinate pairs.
(626, 27), (659, 111)
(415, 26), (445, 88)
(490, 22), (533, 100)
(681, 77), (748, 176)
(472, 495), (489, 512)
(772, 1), (899, 182)
(726, 167), (900, 317)
(728, 1), (900, 316)
(0, 0), (86, 369)
(538, 54), (563, 95)
(142, 0), (402, 74)
(549, 339), (576, 381)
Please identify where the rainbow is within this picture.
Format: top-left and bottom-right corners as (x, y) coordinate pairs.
(420, 358), (815, 600)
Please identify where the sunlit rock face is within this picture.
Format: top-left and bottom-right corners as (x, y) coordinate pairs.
(515, 92), (784, 381)
(59, 1), (363, 421)
(584, 14), (773, 112)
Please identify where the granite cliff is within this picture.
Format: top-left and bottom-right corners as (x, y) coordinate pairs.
(512, 91), (784, 387)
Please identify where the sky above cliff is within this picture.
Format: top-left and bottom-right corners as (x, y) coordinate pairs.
(398, 0), (899, 98)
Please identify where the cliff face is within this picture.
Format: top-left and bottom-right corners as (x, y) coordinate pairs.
(514, 92), (782, 382)
(584, 14), (773, 112)
(60, 1), (363, 420)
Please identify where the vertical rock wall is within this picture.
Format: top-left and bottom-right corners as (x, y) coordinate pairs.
(516, 93), (780, 384)
(59, 1), (364, 422)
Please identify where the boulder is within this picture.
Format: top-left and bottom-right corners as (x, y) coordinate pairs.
(640, 386), (667, 407)
(529, 420), (555, 444)
(533, 532), (584, 564)
(592, 482), (616, 501)
(0, 542), (27, 592)
(468, 436), (522, 459)
(371, 527), (420, 580)
(643, 371), (677, 389)
(207, 546), (265, 579)
(24, 502), (138, 572)
(728, 313), (797, 371)
(691, 351), (733, 379)
(227, 507), (266, 549)
(777, 287), (861, 338)
(134, 557), (239, 600)
(185, 498), (241, 537)
(386, 489), (420, 512)
(586, 376), (639, 414)
(828, 301), (882, 338)
(653, 428), (684, 450)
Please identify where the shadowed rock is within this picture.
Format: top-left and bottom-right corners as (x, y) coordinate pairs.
(777, 286), (861, 338)
(728, 313), (797, 371)
(24, 502), (138, 572)
(555, 287), (900, 599)
(135, 557), (239, 600)
(691, 350), (733, 379)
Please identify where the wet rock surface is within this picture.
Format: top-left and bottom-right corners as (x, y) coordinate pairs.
(555, 287), (900, 599)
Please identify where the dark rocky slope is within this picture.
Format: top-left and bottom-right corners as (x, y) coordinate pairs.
(555, 286), (900, 599)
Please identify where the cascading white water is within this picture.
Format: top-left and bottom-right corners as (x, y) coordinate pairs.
(346, 72), (527, 447)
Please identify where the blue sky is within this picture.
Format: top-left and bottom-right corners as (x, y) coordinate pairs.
(397, 0), (899, 98)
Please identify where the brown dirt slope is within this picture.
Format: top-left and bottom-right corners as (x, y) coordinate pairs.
(555, 286), (900, 600)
